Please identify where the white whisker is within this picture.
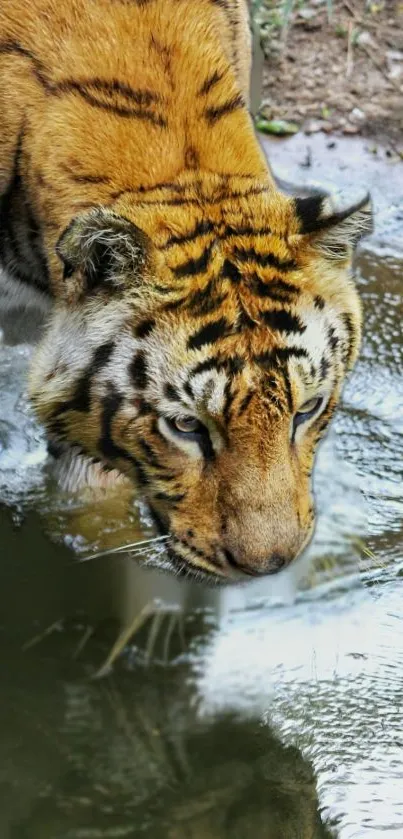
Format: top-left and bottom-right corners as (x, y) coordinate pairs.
(79, 535), (169, 562)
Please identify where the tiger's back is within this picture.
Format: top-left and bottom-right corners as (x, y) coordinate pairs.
(0, 0), (265, 302)
(0, 0), (371, 581)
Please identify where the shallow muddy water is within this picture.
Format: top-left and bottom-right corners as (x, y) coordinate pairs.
(0, 135), (402, 838)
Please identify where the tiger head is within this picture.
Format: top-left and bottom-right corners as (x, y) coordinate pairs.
(30, 177), (371, 582)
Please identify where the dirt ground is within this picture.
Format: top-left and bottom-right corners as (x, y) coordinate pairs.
(255, 0), (403, 153)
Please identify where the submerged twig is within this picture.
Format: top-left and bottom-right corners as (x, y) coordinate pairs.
(93, 602), (156, 678)
(22, 619), (63, 651)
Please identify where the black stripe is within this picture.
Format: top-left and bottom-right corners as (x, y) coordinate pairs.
(191, 292), (228, 317)
(237, 309), (257, 331)
(341, 313), (356, 364)
(262, 309), (306, 334)
(173, 246), (212, 278)
(148, 503), (169, 536)
(314, 294), (325, 310)
(0, 40), (49, 86)
(223, 224), (274, 238)
(149, 35), (173, 82)
(138, 180), (186, 194)
(237, 390), (254, 417)
(0, 127), (50, 293)
(233, 247), (297, 272)
(129, 186), (270, 209)
(281, 369), (293, 413)
(227, 356), (245, 375)
(162, 295), (189, 313)
(255, 347), (308, 368)
(183, 381), (194, 400)
(186, 281), (228, 317)
(251, 275), (299, 301)
(327, 326), (339, 351)
(109, 180), (186, 202)
(164, 383), (180, 401)
(320, 356), (330, 381)
(62, 84), (167, 126)
(161, 219), (214, 249)
(199, 70), (224, 96)
(130, 351), (149, 389)
(61, 170), (111, 185)
(222, 380), (235, 424)
(204, 93), (244, 124)
(162, 222), (275, 251)
(68, 341), (115, 413)
(221, 259), (242, 283)
(155, 491), (185, 504)
(24, 197), (51, 288)
(199, 432), (215, 462)
(190, 357), (227, 377)
(136, 437), (163, 469)
(190, 356), (231, 377)
(133, 318), (155, 338)
(0, 43), (166, 126)
(98, 385), (149, 484)
(137, 399), (153, 416)
(47, 413), (72, 442)
(188, 317), (230, 351)
(49, 342), (115, 418)
(60, 78), (161, 107)
(189, 355), (244, 383)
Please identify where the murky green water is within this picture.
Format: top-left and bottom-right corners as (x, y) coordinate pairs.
(1, 137), (402, 838)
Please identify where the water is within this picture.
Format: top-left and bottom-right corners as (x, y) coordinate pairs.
(0, 135), (402, 838)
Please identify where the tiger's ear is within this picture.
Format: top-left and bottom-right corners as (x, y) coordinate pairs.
(56, 207), (153, 296)
(294, 191), (372, 260)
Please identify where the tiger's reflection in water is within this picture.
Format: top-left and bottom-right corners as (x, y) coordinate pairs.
(3, 640), (333, 839)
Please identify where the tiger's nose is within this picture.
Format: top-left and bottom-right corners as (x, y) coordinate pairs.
(223, 549), (289, 577)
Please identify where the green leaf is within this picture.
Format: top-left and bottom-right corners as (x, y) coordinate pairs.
(256, 118), (300, 136)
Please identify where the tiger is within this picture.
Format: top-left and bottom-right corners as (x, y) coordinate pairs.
(0, 0), (371, 583)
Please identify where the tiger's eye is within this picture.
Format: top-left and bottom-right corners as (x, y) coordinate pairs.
(298, 397), (322, 414)
(292, 397), (324, 436)
(173, 416), (201, 433)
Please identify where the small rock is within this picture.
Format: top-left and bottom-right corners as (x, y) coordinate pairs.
(342, 123), (361, 135)
(304, 118), (325, 134)
(386, 50), (403, 62)
(297, 7), (317, 19)
(350, 107), (366, 122)
(356, 31), (378, 50)
(388, 65), (402, 80)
